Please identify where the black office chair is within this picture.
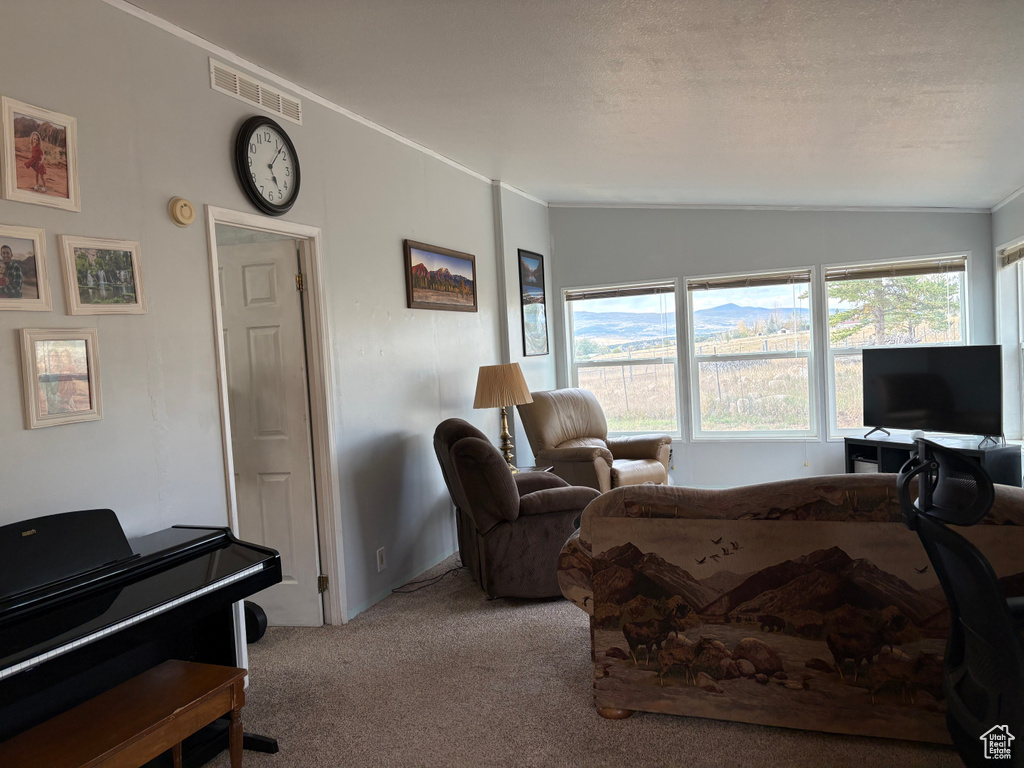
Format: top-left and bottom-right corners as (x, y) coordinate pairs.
(898, 439), (1024, 767)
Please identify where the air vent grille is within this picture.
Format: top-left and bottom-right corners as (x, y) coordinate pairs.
(209, 59), (302, 125)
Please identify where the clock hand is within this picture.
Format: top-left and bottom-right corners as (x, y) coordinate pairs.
(269, 143), (285, 168)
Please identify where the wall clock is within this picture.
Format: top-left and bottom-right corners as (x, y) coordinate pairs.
(234, 116), (301, 216)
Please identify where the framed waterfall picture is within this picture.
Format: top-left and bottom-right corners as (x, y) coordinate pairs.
(518, 249), (548, 356)
(59, 235), (146, 315)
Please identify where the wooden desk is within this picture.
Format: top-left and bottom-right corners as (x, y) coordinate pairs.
(0, 659), (246, 768)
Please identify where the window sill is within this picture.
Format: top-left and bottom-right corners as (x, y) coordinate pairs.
(689, 433), (820, 443)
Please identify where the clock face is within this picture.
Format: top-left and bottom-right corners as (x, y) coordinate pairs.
(234, 117), (301, 216)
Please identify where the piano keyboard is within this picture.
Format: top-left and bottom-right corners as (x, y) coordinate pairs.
(0, 562), (265, 682)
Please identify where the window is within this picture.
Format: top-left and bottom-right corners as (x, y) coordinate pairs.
(826, 254), (967, 435)
(565, 281), (679, 434)
(687, 269), (815, 436)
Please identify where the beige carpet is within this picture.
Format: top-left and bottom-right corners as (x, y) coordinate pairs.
(211, 557), (963, 768)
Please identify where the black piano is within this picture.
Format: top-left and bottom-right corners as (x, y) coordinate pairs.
(0, 509), (282, 766)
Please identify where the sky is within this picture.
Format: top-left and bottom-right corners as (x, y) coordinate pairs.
(410, 247), (473, 279)
(0, 236), (35, 258)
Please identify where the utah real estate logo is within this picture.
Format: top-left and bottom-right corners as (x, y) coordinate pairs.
(980, 725), (1015, 760)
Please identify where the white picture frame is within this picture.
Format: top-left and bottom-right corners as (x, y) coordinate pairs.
(1, 97), (80, 212)
(0, 224), (51, 311)
(59, 235), (146, 315)
(20, 328), (102, 429)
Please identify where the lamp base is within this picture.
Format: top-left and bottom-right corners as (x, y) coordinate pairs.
(498, 406), (517, 473)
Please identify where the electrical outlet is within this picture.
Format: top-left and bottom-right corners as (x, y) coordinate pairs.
(376, 547), (386, 572)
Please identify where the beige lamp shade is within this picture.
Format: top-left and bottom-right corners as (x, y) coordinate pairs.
(473, 363), (534, 409)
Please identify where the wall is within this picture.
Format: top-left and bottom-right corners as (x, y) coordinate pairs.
(494, 184), (556, 466)
(0, 0), (506, 618)
(994, 195), (1024, 251)
(549, 207), (994, 486)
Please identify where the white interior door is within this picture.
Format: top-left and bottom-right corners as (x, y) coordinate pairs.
(219, 235), (323, 627)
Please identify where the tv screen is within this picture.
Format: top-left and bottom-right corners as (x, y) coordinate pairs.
(862, 345), (1003, 436)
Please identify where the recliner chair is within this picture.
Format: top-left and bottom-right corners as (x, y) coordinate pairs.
(898, 439), (1024, 767)
(433, 418), (600, 598)
(516, 388), (671, 493)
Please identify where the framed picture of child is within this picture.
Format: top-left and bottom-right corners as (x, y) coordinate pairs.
(0, 224), (52, 311)
(1, 97), (81, 212)
(58, 235), (146, 315)
(20, 328), (102, 429)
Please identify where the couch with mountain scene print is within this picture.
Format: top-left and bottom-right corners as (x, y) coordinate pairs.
(558, 474), (1024, 743)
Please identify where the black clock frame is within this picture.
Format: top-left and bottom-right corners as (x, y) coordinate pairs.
(234, 116), (301, 217)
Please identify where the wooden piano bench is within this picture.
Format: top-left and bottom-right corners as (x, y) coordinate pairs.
(0, 659), (246, 768)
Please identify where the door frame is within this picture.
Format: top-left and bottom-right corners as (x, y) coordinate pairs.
(204, 205), (347, 630)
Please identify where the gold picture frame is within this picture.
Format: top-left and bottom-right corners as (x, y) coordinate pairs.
(1, 97), (80, 212)
(0, 223), (51, 311)
(59, 235), (146, 315)
(20, 328), (102, 429)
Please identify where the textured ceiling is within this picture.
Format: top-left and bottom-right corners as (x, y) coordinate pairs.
(126, 0), (1024, 208)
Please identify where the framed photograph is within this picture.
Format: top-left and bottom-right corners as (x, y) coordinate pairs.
(0, 224), (51, 311)
(404, 239), (477, 312)
(1, 97), (80, 212)
(59, 235), (146, 315)
(518, 249), (549, 356)
(20, 328), (102, 429)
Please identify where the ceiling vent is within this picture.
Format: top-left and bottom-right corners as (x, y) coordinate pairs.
(209, 59), (302, 125)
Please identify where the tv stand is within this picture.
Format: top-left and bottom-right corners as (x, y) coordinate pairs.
(863, 426), (891, 438)
(844, 434), (1022, 486)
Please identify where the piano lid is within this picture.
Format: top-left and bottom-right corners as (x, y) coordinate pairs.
(0, 510), (136, 603)
(0, 525), (278, 679)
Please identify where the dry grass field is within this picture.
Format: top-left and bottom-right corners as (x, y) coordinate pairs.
(578, 317), (957, 433)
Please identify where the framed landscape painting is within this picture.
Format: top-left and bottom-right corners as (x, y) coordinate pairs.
(59, 235), (146, 315)
(518, 249), (548, 356)
(1, 97), (80, 212)
(404, 239), (477, 312)
(20, 328), (102, 429)
(0, 224), (51, 311)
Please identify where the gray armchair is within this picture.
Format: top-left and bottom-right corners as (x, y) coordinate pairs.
(516, 388), (671, 493)
(433, 418), (600, 598)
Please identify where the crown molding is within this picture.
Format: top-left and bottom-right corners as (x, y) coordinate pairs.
(548, 201), (990, 214)
(992, 184), (1024, 213)
(497, 182), (548, 207)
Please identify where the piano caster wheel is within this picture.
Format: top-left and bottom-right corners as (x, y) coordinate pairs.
(244, 601), (268, 644)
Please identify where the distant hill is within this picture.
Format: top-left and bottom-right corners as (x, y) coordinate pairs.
(572, 304), (810, 343)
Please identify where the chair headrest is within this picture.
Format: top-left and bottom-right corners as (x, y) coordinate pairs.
(897, 438), (995, 528)
(517, 388), (608, 449)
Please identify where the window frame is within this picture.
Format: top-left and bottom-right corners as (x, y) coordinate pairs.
(685, 265), (819, 441)
(822, 251), (971, 441)
(562, 278), (683, 438)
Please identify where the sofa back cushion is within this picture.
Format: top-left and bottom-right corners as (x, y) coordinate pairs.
(518, 388), (609, 453)
(451, 436), (520, 534)
(433, 418), (489, 515)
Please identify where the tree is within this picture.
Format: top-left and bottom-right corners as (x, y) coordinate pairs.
(828, 275), (960, 346)
(574, 337), (601, 359)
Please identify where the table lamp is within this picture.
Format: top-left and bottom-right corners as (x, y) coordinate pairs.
(473, 363), (533, 473)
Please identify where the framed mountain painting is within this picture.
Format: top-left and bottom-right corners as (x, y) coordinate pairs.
(403, 240), (477, 312)
(518, 249), (548, 355)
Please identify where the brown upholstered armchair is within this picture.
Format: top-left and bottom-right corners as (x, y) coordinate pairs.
(516, 388), (672, 493)
(433, 418), (600, 598)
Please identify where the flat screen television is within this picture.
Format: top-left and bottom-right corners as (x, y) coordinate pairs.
(862, 345), (1003, 436)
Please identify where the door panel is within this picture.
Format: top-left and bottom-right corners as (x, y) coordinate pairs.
(219, 238), (323, 627)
